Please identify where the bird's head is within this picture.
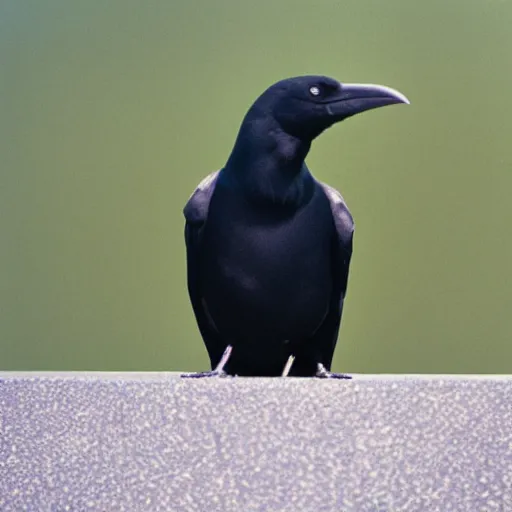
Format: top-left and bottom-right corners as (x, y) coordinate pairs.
(253, 75), (409, 141)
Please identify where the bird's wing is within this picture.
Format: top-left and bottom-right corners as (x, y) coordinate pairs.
(320, 182), (354, 296)
(183, 170), (226, 369)
(312, 182), (355, 369)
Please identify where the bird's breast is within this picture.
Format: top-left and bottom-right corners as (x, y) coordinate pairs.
(201, 186), (334, 339)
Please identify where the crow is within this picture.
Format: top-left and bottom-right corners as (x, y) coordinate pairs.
(182, 75), (408, 377)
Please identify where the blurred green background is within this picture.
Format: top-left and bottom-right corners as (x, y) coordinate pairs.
(1, 0), (511, 373)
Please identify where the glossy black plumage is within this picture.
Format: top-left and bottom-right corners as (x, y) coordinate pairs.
(183, 75), (408, 377)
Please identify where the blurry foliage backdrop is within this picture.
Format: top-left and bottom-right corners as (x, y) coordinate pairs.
(1, 0), (512, 373)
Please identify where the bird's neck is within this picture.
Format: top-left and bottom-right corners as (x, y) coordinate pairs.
(225, 117), (312, 207)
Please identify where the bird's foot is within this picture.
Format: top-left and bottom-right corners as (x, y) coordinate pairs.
(181, 369), (232, 378)
(315, 363), (352, 379)
(181, 345), (234, 378)
(281, 355), (295, 377)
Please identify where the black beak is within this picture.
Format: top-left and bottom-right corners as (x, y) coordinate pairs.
(326, 83), (409, 121)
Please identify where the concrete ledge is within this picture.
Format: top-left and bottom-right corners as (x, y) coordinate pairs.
(0, 374), (511, 512)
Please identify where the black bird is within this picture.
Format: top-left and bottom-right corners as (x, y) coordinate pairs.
(183, 75), (408, 378)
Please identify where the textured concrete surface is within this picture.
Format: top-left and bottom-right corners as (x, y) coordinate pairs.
(0, 374), (511, 512)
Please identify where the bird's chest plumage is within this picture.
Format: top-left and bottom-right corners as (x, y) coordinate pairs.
(201, 183), (334, 339)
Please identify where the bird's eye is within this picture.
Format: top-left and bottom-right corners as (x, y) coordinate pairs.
(309, 86), (321, 97)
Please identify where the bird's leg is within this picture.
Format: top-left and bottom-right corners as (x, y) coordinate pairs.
(281, 355), (295, 377)
(314, 362), (352, 379)
(181, 345), (234, 378)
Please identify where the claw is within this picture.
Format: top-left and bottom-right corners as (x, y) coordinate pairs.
(315, 362), (352, 379)
(181, 345), (234, 378)
(281, 355), (295, 377)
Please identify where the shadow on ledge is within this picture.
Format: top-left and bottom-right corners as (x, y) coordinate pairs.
(0, 373), (511, 512)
